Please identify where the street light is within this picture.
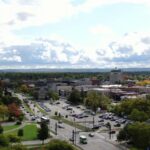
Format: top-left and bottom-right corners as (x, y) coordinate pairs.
(92, 115), (95, 131)
(74, 117), (76, 145)
(55, 122), (57, 135)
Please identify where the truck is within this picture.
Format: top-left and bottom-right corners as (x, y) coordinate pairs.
(79, 135), (87, 144)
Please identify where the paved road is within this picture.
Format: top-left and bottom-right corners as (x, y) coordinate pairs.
(76, 132), (121, 150)
(15, 93), (124, 150)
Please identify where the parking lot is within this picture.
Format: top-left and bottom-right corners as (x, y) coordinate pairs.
(16, 93), (127, 150)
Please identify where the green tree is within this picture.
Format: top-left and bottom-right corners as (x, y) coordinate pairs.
(46, 139), (77, 150)
(117, 122), (150, 149)
(38, 122), (49, 144)
(0, 125), (3, 134)
(129, 109), (149, 122)
(113, 98), (150, 118)
(20, 84), (29, 93)
(7, 134), (20, 143)
(85, 91), (111, 111)
(0, 105), (8, 120)
(48, 91), (59, 101)
(18, 129), (24, 138)
(117, 125), (130, 142)
(68, 89), (82, 104)
(0, 134), (9, 146)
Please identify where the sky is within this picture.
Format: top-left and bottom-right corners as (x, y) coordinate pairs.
(1, 0), (150, 69)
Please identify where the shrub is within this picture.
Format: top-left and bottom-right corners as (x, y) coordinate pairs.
(0, 134), (9, 146)
(7, 134), (21, 143)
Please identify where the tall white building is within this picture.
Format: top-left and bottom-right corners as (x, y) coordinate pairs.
(110, 69), (123, 84)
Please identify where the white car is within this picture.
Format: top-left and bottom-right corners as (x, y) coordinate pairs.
(58, 124), (65, 128)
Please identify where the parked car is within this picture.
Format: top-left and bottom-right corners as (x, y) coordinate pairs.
(109, 130), (116, 134)
(55, 101), (60, 104)
(66, 107), (73, 110)
(58, 124), (65, 128)
(98, 119), (104, 122)
(92, 125), (100, 130)
(88, 133), (94, 137)
(114, 123), (121, 127)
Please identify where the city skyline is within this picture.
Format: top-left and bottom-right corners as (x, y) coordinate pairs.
(0, 0), (150, 69)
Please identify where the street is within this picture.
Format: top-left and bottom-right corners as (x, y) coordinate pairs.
(15, 92), (125, 150)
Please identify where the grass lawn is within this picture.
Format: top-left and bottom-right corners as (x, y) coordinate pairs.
(3, 124), (20, 132)
(22, 124), (38, 141)
(5, 123), (38, 141)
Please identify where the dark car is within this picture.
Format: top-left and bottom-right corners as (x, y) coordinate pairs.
(98, 119), (104, 122)
(55, 101), (60, 104)
(109, 130), (116, 134)
(66, 107), (72, 110)
(92, 125), (100, 130)
(114, 123), (121, 127)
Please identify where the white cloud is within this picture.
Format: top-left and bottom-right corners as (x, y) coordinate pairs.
(77, 0), (150, 13)
(2, 55), (22, 62)
(89, 25), (113, 35)
(0, 32), (150, 68)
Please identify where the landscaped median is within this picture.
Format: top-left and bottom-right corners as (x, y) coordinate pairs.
(51, 116), (91, 131)
(22, 101), (34, 115)
(32, 101), (48, 115)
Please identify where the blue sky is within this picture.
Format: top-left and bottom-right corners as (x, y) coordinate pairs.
(0, 0), (150, 69)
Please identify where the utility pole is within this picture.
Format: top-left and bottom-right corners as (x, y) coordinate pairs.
(72, 130), (75, 144)
(108, 123), (111, 139)
(74, 118), (76, 145)
(92, 115), (95, 130)
(55, 122), (57, 135)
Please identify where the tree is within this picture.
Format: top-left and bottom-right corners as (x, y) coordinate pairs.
(68, 89), (81, 104)
(48, 90), (59, 101)
(0, 134), (9, 146)
(1, 95), (21, 106)
(18, 129), (24, 138)
(0, 124), (3, 134)
(46, 139), (77, 150)
(85, 91), (111, 112)
(0, 104), (8, 120)
(117, 125), (130, 142)
(117, 122), (150, 149)
(20, 84), (29, 93)
(7, 134), (21, 143)
(129, 109), (149, 122)
(38, 122), (49, 144)
(8, 103), (21, 119)
(113, 98), (150, 119)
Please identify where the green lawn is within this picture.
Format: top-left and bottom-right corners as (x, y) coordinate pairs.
(3, 124), (20, 132)
(5, 123), (38, 141)
(22, 124), (38, 141)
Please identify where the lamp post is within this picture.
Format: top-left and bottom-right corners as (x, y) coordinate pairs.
(55, 122), (57, 135)
(74, 117), (76, 145)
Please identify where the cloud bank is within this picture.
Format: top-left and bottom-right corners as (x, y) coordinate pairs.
(0, 32), (150, 68)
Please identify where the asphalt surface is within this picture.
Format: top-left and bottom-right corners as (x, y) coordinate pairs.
(15, 93), (125, 150)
